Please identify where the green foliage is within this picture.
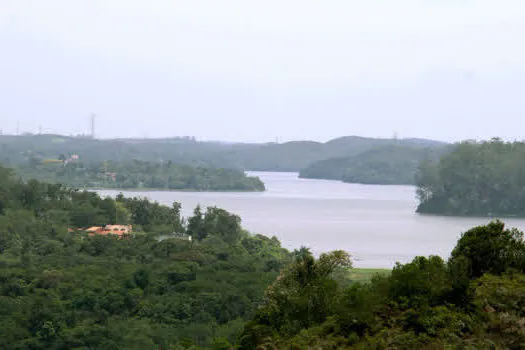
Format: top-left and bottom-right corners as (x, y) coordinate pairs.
(416, 138), (525, 216)
(241, 221), (525, 349)
(5, 160), (525, 349)
(345, 268), (390, 283)
(15, 159), (265, 192)
(389, 256), (448, 308)
(0, 165), (289, 349)
(300, 145), (449, 185)
(211, 337), (232, 350)
(450, 220), (525, 278)
(0, 133), (445, 173)
(116, 194), (184, 233)
(244, 248), (351, 338)
(474, 272), (525, 348)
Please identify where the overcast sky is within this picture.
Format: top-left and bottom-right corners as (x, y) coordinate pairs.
(1, 1), (524, 143)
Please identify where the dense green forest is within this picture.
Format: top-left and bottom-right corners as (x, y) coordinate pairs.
(14, 159), (265, 192)
(3, 165), (525, 348)
(0, 134), (446, 173)
(300, 145), (449, 185)
(416, 139), (525, 216)
(0, 165), (287, 348)
(240, 220), (525, 348)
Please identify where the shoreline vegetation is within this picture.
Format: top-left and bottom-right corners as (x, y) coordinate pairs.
(416, 139), (525, 217)
(14, 159), (266, 192)
(82, 186), (267, 193)
(3, 133), (525, 217)
(299, 144), (450, 185)
(2, 165), (525, 347)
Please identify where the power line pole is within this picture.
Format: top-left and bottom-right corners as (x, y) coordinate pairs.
(90, 113), (96, 139)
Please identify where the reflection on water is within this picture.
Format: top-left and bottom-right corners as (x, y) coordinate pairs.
(97, 172), (525, 268)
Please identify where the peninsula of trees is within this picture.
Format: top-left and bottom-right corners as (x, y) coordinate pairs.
(300, 145), (449, 185)
(416, 139), (525, 217)
(14, 159), (265, 192)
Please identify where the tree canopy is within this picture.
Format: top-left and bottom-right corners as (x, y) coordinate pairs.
(240, 221), (525, 349)
(14, 159), (265, 192)
(416, 139), (525, 216)
(300, 145), (449, 185)
(5, 160), (525, 348)
(0, 165), (288, 349)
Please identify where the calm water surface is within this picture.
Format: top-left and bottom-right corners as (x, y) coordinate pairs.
(98, 172), (525, 268)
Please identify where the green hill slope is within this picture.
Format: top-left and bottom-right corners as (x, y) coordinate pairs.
(0, 165), (287, 348)
(300, 144), (450, 185)
(240, 221), (525, 349)
(0, 134), (446, 172)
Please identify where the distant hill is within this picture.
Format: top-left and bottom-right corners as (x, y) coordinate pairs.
(300, 144), (451, 185)
(228, 137), (447, 171)
(0, 134), (447, 173)
(0, 134), (237, 168)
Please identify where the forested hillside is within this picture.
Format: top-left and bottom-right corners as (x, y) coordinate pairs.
(0, 135), (235, 169)
(3, 165), (525, 348)
(0, 165), (288, 348)
(240, 220), (525, 348)
(15, 159), (265, 192)
(0, 134), (445, 172)
(416, 139), (525, 216)
(300, 145), (449, 185)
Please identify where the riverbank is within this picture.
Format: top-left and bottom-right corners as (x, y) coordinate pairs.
(87, 186), (266, 193)
(98, 172), (525, 269)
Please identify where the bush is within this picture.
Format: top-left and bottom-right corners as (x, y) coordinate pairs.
(450, 220), (525, 278)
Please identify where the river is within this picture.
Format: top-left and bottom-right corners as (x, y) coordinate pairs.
(97, 172), (525, 268)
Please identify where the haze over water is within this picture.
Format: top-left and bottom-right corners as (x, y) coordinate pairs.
(99, 172), (525, 268)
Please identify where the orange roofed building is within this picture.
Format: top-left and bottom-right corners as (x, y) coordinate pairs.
(86, 225), (132, 237)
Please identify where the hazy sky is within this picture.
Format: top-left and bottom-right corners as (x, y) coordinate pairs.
(1, 1), (524, 143)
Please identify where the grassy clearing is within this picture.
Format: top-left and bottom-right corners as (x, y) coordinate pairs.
(348, 268), (391, 283)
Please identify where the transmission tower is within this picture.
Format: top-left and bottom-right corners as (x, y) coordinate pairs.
(90, 113), (96, 139)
